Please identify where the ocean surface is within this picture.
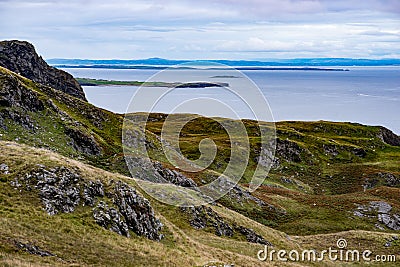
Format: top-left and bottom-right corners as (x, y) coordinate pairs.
(63, 67), (400, 134)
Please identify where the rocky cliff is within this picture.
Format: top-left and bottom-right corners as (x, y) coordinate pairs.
(0, 40), (86, 101)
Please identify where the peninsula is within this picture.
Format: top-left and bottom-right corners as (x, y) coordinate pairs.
(76, 77), (229, 88)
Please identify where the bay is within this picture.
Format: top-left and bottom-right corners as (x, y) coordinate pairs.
(63, 67), (400, 134)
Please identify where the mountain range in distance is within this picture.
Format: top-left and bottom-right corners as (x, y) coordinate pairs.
(47, 57), (400, 68)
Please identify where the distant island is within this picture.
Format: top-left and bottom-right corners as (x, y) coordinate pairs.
(48, 57), (400, 67)
(210, 75), (241, 78)
(60, 65), (349, 71)
(77, 78), (229, 88)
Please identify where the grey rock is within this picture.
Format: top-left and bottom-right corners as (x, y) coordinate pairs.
(182, 206), (272, 245)
(213, 175), (270, 208)
(0, 40), (86, 100)
(83, 180), (104, 206)
(255, 145), (276, 169)
(153, 161), (198, 189)
(378, 172), (400, 187)
(384, 236), (399, 247)
(32, 167), (82, 215)
(113, 181), (163, 241)
(1, 110), (36, 130)
(12, 166), (163, 241)
(93, 201), (130, 237)
(352, 147), (366, 158)
(234, 225), (272, 245)
(377, 127), (400, 146)
(323, 144), (338, 157)
(0, 163), (9, 174)
(14, 241), (55, 257)
(275, 138), (304, 163)
(281, 177), (293, 184)
(181, 206), (233, 237)
(354, 201), (400, 230)
(0, 71), (44, 113)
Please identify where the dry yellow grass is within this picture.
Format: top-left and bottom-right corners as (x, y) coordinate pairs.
(0, 141), (398, 266)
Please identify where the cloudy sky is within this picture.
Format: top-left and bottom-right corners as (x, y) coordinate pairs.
(0, 0), (399, 59)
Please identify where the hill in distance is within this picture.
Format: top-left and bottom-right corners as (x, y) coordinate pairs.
(47, 57), (400, 67)
(0, 40), (399, 266)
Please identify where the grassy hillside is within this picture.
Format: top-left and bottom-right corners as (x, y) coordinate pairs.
(0, 141), (399, 266)
(143, 115), (400, 234)
(0, 65), (399, 265)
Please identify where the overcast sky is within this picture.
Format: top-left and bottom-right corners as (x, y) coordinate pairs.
(0, 0), (399, 59)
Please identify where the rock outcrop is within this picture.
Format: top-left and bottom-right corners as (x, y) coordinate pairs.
(378, 127), (400, 146)
(11, 165), (163, 241)
(275, 138), (305, 163)
(14, 241), (55, 257)
(113, 181), (163, 240)
(93, 201), (130, 237)
(65, 127), (102, 156)
(181, 205), (271, 245)
(354, 201), (400, 230)
(234, 225), (272, 245)
(182, 206), (234, 237)
(0, 69), (45, 112)
(0, 40), (86, 101)
(153, 161), (198, 189)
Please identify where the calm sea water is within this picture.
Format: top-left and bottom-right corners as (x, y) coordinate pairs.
(63, 67), (400, 134)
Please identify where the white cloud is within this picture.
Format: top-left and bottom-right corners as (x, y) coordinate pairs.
(0, 0), (398, 59)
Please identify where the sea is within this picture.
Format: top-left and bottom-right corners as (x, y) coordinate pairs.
(63, 67), (400, 134)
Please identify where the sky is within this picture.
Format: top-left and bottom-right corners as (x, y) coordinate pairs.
(0, 0), (399, 60)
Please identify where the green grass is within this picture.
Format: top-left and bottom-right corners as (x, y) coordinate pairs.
(1, 66), (400, 266)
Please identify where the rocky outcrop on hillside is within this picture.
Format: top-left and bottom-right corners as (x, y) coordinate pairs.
(182, 206), (234, 237)
(181, 205), (272, 245)
(275, 138), (306, 163)
(10, 166), (163, 241)
(0, 40), (86, 101)
(354, 201), (400, 230)
(378, 127), (400, 146)
(0, 70), (44, 112)
(0, 69), (104, 156)
(0, 70), (45, 130)
(65, 127), (102, 156)
(14, 241), (55, 257)
(153, 161), (198, 189)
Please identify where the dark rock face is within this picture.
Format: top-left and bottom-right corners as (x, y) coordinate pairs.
(0, 69), (44, 130)
(363, 172), (400, 189)
(11, 166), (163, 241)
(0, 40), (86, 101)
(323, 144), (339, 157)
(378, 127), (400, 146)
(352, 147), (367, 158)
(379, 172), (400, 187)
(65, 127), (102, 156)
(0, 71), (45, 112)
